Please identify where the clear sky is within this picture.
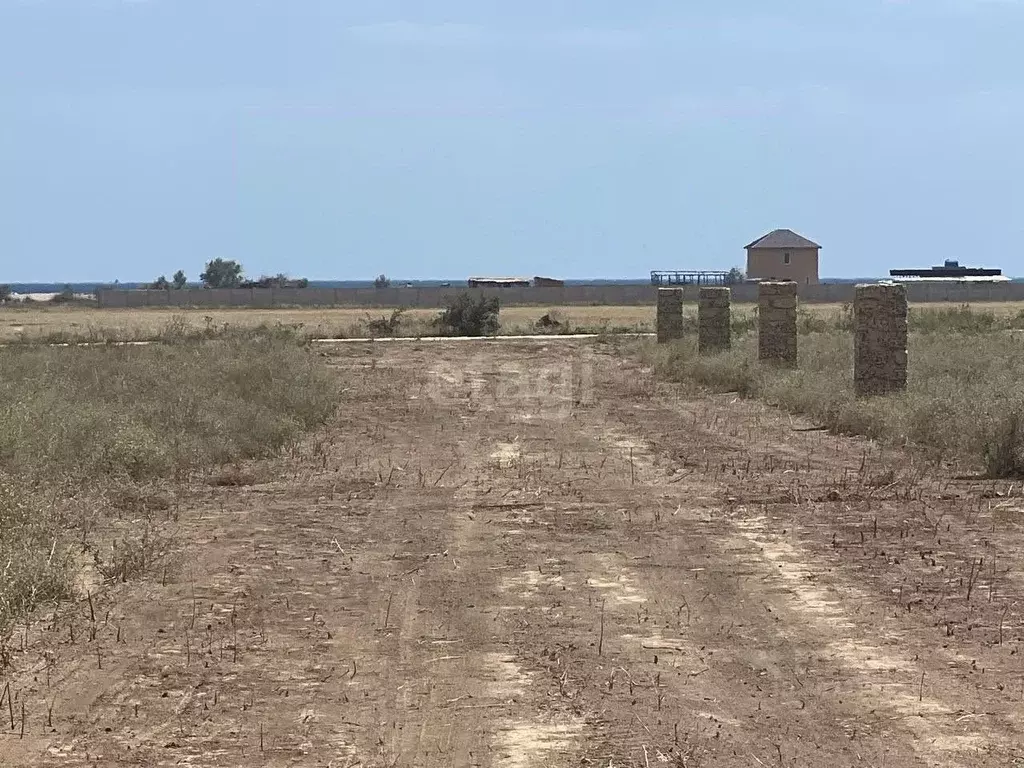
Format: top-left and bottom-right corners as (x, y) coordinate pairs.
(2, 1), (1023, 282)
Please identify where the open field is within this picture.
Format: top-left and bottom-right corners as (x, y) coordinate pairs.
(7, 301), (1024, 343)
(0, 305), (655, 342)
(0, 338), (1022, 766)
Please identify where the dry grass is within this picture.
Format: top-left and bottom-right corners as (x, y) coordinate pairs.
(7, 301), (1024, 343)
(640, 304), (1024, 475)
(5, 298), (1024, 652)
(0, 331), (340, 645)
(0, 305), (656, 342)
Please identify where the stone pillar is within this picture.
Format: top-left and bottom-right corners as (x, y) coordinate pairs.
(854, 283), (908, 396)
(698, 287), (731, 354)
(758, 281), (798, 366)
(656, 288), (684, 343)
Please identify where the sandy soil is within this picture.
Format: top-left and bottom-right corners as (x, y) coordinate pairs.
(1, 340), (1023, 766)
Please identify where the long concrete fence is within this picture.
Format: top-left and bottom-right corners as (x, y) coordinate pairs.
(94, 281), (1024, 309)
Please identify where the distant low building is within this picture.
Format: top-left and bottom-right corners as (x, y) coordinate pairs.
(745, 229), (821, 285)
(467, 277), (531, 288)
(533, 276), (565, 287)
(889, 260), (1008, 283)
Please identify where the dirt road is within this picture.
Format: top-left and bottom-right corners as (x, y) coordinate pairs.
(2, 340), (1023, 766)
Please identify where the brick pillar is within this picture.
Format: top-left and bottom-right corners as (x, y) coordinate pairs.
(758, 281), (798, 366)
(698, 287), (731, 354)
(854, 283), (908, 396)
(656, 288), (684, 343)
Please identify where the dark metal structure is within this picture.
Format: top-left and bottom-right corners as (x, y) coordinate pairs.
(650, 270), (732, 287)
(889, 260), (1002, 279)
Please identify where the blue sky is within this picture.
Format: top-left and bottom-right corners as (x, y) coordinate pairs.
(2, 1), (1023, 281)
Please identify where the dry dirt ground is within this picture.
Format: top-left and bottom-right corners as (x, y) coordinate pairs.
(2, 339), (1024, 767)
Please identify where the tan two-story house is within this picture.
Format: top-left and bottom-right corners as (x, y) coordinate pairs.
(745, 229), (821, 285)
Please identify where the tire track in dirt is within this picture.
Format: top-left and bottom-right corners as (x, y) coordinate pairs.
(493, 425), (905, 766)
(0, 352), (516, 767)
(588, 422), (1010, 762)
(427, 347), (872, 765)
(3, 340), (1023, 767)
(589, 347), (1024, 765)
(412, 342), (1024, 766)
(442, 356), (588, 768)
(730, 516), (1003, 751)
(410, 343), (1019, 765)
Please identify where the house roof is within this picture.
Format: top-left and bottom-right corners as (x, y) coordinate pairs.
(745, 229), (821, 250)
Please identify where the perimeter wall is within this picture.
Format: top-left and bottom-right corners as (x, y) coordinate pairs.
(94, 282), (1024, 309)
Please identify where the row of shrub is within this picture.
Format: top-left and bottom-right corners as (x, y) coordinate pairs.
(366, 294), (501, 337)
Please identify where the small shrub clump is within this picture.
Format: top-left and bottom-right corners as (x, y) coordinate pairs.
(436, 293), (500, 337)
(366, 308), (406, 337)
(535, 310), (570, 334)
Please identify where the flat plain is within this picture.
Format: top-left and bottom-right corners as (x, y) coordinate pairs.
(0, 305), (652, 341)
(5, 301), (1024, 342)
(1, 337), (1023, 766)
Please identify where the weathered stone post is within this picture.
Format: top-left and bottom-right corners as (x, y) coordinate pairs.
(656, 288), (684, 343)
(698, 287), (731, 354)
(757, 281), (798, 366)
(854, 283), (908, 396)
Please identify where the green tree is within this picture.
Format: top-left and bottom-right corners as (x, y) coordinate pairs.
(200, 259), (244, 288)
(150, 275), (171, 289)
(374, 274), (391, 289)
(0, 285), (11, 303)
(172, 270), (187, 289)
(240, 274), (309, 289)
(726, 266), (746, 285)
(268, 273), (308, 288)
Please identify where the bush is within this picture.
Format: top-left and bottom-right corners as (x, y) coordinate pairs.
(240, 274), (309, 289)
(436, 293), (500, 336)
(50, 285), (77, 304)
(373, 274), (391, 289)
(366, 309), (406, 337)
(535, 310), (570, 333)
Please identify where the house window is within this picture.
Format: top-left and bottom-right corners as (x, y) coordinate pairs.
(783, 252), (791, 265)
